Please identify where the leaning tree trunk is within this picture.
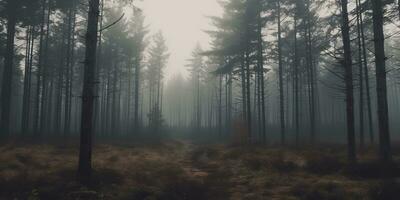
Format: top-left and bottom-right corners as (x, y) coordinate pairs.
(1, 0), (17, 136)
(340, 0), (356, 163)
(371, 0), (392, 164)
(78, 0), (100, 185)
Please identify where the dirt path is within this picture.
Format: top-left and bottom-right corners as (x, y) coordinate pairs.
(171, 140), (232, 199)
(177, 141), (211, 181)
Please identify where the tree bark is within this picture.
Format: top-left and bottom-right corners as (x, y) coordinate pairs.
(371, 0), (392, 164)
(39, 2), (52, 135)
(294, 14), (300, 146)
(78, 0), (100, 185)
(22, 26), (35, 135)
(33, 0), (47, 135)
(356, 0), (365, 150)
(134, 57), (140, 133)
(358, 1), (374, 144)
(340, 0), (356, 163)
(277, 0), (285, 145)
(1, 0), (17, 136)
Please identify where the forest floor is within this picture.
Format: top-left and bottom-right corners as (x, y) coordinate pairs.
(0, 139), (399, 200)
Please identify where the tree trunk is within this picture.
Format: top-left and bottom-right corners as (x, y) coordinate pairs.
(245, 52), (252, 143)
(22, 26), (35, 135)
(1, 0), (17, 136)
(218, 75), (222, 137)
(356, 0), (365, 150)
(64, 5), (75, 136)
(33, 0), (47, 135)
(340, 0), (356, 163)
(371, 0), (392, 164)
(78, 0), (100, 185)
(240, 55), (247, 129)
(277, 0), (285, 145)
(134, 57), (140, 133)
(294, 14), (300, 146)
(305, 0), (316, 144)
(257, 9), (266, 143)
(55, 20), (66, 134)
(39, 2), (52, 135)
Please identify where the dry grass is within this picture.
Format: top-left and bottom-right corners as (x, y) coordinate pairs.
(0, 140), (398, 199)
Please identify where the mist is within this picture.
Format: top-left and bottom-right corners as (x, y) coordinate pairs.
(0, 0), (400, 199)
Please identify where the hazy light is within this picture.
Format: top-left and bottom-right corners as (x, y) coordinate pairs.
(137, 0), (223, 80)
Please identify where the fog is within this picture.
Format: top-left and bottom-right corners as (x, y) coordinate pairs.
(0, 0), (400, 199)
(138, 0), (223, 80)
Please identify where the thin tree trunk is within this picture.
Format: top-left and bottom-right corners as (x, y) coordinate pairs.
(358, 1), (374, 144)
(356, 0), (365, 150)
(55, 20), (66, 134)
(218, 75), (222, 137)
(240, 55), (247, 128)
(294, 14), (300, 146)
(257, 9), (266, 143)
(305, 0), (316, 144)
(134, 57), (140, 133)
(245, 52), (252, 143)
(64, 5), (74, 136)
(277, 0), (285, 145)
(22, 27), (33, 135)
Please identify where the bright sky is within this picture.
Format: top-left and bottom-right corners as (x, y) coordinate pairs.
(137, 0), (223, 80)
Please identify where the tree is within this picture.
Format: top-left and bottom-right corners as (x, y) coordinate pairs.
(187, 44), (205, 130)
(78, 0), (100, 184)
(131, 10), (147, 134)
(340, 0), (356, 163)
(147, 31), (169, 132)
(277, 0), (285, 145)
(371, 0), (392, 164)
(0, 0), (17, 136)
